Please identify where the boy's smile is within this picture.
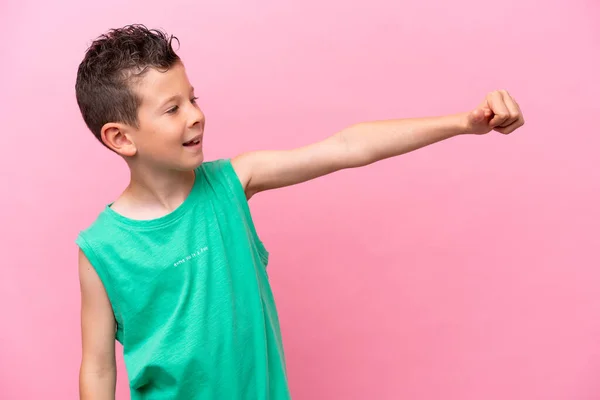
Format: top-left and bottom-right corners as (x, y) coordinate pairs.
(182, 130), (204, 154)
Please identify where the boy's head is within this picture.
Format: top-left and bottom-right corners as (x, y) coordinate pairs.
(75, 25), (205, 171)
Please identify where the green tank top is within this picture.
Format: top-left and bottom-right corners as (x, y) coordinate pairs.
(76, 159), (290, 399)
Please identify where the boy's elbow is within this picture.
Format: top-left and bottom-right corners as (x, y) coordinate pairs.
(335, 127), (375, 169)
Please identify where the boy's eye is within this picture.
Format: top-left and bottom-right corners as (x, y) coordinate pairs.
(166, 97), (197, 114)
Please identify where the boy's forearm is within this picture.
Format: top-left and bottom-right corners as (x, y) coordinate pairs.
(337, 113), (468, 167)
(79, 364), (116, 400)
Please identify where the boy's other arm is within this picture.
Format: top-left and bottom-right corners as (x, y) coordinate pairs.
(78, 249), (117, 400)
(232, 90), (524, 198)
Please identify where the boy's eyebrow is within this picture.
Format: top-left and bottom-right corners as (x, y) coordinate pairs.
(157, 87), (195, 109)
(158, 95), (179, 109)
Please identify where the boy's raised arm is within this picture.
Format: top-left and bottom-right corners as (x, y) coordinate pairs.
(232, 90), (524, 198)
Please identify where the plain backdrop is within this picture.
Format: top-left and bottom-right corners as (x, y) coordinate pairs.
(1, 0), (599, 399)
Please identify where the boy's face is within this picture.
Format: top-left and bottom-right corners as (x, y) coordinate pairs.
(127, 61), (206, 171)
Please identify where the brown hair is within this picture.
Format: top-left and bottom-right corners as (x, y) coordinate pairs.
(75, 24), (180, 146)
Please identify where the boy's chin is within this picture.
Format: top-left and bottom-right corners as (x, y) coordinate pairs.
(179, 154), (205, 171)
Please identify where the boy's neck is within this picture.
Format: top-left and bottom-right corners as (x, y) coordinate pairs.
(110, 165), (197, 220)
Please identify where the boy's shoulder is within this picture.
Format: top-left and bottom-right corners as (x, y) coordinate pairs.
(199, 157), (241, 183)
(74, 203), (120, 251)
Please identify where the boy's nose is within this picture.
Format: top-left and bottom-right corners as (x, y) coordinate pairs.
(189, 107), (205, 129)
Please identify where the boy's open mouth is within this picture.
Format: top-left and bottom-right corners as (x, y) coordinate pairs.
(183, 135), (202, 146)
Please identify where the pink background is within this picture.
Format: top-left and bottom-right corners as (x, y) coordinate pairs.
(1, 0), (599, 399)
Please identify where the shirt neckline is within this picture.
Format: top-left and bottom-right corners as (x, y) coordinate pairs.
(102, 171), (201, 230)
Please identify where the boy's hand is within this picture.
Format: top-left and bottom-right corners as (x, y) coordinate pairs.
(464, 90), (525, 135)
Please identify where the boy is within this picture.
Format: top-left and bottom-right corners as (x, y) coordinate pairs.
(75, 25), (524, 400)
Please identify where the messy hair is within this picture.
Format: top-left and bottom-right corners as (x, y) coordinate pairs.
(75, 24), (180, 146)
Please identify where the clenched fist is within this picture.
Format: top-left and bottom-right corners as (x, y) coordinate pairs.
(465, 90), (525, 135)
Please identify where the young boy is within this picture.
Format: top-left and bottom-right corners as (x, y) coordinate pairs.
(75, 25), (524, 400)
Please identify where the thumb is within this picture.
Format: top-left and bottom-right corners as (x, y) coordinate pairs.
(466, 107), (494, 134)
(468, 108), (487, 125)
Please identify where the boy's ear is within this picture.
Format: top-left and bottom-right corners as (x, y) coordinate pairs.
(101, 123), (137, 157)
